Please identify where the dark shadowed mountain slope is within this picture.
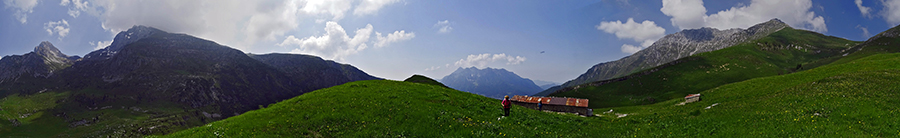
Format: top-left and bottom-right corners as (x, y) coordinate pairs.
(56, 26), (303, 116)
(250, 53), (381, 90)
(403, 74), (448, 88)
(541, 19), (789, 95)
(0, 26), (378, 137)
(441, 67), (542, 99)
(0, 42), (78, 93)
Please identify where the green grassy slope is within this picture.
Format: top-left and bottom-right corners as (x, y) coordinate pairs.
(160, 53), (900, 137)
(597, 53), (900, 137)
(548, 28), (859, 108)
(156, 80), (612, 137)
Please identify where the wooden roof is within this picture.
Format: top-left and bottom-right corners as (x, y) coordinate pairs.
(510, 95), (588, 107)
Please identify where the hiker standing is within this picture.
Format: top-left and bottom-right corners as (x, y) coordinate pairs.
(537, 99), (543, 111)
(502, 95), (511, 116)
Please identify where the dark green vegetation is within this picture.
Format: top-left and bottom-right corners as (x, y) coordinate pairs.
(161, 53), (900, 137)
(548, 27), (860, 108)
(403, 74), (449, 88)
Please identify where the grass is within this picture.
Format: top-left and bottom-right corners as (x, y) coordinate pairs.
(549, 27), (859, 108)
(155, 80), (618, 137)
(0, 92), (69, 137)
(158, 53), (900, 137)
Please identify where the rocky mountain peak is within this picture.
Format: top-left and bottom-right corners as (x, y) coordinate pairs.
(745, 18), (788, 37)
(34, 41), (66, 58)
(84, 25), (167, 60)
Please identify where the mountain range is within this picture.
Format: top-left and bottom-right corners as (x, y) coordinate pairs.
(0, 26), (379, 137)
(540, 19), (789, 95)
(440, 67), (542, 99)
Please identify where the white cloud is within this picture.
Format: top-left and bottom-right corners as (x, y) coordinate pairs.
(434, 20), (452, 33)
(354, 0), (399, 16)
(597, 18), (666, 45)
(3, 0), (38, 24)
(91, 40), (113, 50)
(44, 20), (71, 40)
(280, 21), (412, 61)
(597, 18), (665, 53)
(884, 0), (900, 26)
(59, 0), (89, 18)
(660, 0), (706, 29)
(620, 44), (643, 54)
(453, 53), (526, 68)
(301, 0), (351, 21)
(661, 0), (827, 32)
(856, 0), (872, 18)
(62, 0), (400, 52)
(374, 30), (414, 48)
(425, 66), (440, 71)
(857, 25), (871, 38)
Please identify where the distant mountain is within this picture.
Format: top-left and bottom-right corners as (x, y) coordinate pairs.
(250, 53), (381, 90)
(0, 42), (79, 92)
(0, 26), (380, 137)
(531, 80), (558, 90)
(540, 19), (789, 95)
(440, 67), (542, 99)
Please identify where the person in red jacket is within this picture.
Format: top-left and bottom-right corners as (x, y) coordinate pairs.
(502, 95), (511, 116)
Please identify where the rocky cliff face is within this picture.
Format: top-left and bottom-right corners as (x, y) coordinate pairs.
(0, 42), (78, 83)
(545, 19), (789, 94)
(441, 67), (543, 99)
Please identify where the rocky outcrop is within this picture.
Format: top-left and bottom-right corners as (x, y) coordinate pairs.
(542, 19), (788, 95)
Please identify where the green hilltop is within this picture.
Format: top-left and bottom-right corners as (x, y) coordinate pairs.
(158, 53), (900, 137)
(403, 74), (449, 88)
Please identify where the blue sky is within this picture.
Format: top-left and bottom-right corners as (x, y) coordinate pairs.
(2, 0), (899, 83)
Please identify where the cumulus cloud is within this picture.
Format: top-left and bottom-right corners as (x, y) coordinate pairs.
(597, 18), (666, 54)
(660, 0), (706, 29)
(856, 0), (872, 18)
(60, 0), (400, 51)
(374, 30), (415, 48)
(3, 0), (38, 24)
(884, 0), (900, 26)
(91, 40), (113, 50)
(280, 21), (412, 61)
(60, 0), (89, 18)
(354, 0), (399, 16)
(44, 20), (71, 40)
(452, 53), (526, 69)
(434, 20), (452, 33)
(661, 0), (827, 32)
